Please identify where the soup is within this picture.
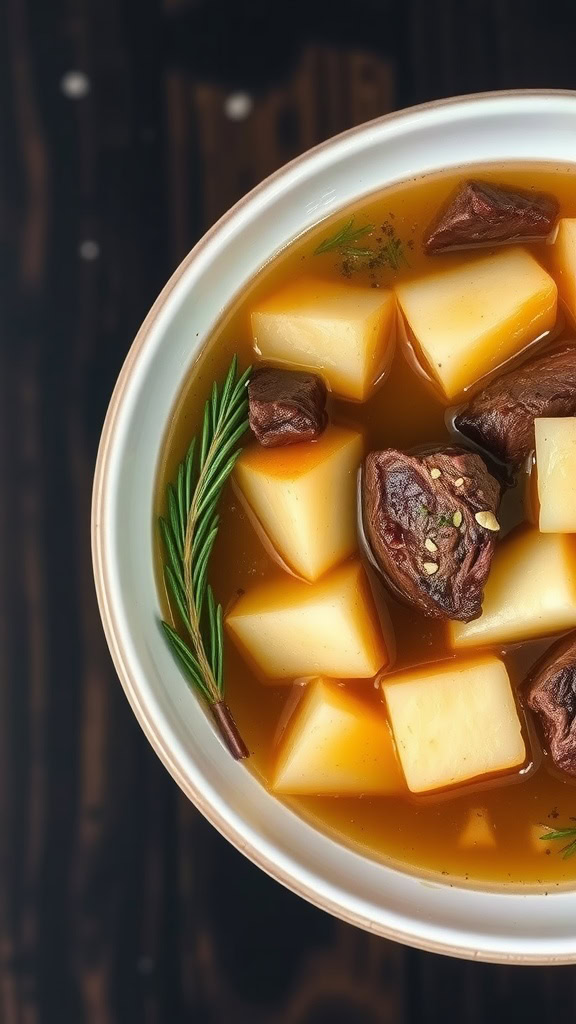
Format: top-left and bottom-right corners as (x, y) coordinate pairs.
(157, 164), (576, 887)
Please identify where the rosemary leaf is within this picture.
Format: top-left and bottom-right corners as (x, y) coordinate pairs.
(215, 601), (224, 693)
(167, 485), (183, 559)
(200, 399), (212, 466)
(184, 438), (195, 514)
(196, 451), (243, 521)
(159, 517), (184, 590)
(233, 364), (253, 396)
(206, 586), (220, 688)
(540, 823), (576, 858)
(176, 462), (186, 549)
(314, 217), (374, 255)
(384, 237), (407, 271)
(193, 521), (219, 578)
(193, 525), (219, 609)
(218, 356), (238, 418)
(192, 511), (219, 562)
(210, 379), (219, 434)
(164, 564), (190, 633)
(197, 416), (249, 491)
(343, 246), (373, 258)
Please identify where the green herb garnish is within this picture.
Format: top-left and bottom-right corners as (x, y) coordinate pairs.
(315, 216), (411, 276)
(376, 235), (409, 271)
(540, 821), (576, 858)
(159, 356), (251, 760)
(314, 216), (375, 257)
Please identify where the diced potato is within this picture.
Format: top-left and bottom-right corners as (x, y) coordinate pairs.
(450, 529), (576, 649)
(251, 278), (396, 401)
(535, 418), (576, 532)
(551, 217), (576, 324)
(530, 824), (553, 855)
(458, 808), (496, 849)
(226, 560), (391, 681)
(273, 677), (404, 795)
(395, 247), (557, 400)
(235, 425), (362, 581)
(382, 656), (525, 794)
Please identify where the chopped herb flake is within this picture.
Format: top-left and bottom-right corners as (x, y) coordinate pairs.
(436, 514), (452, 527)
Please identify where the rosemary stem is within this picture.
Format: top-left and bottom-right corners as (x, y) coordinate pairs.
(210, 702), (249, 760)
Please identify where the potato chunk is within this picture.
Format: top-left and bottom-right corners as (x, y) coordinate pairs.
(530, 824), (554, 855)
(382, 656), (525, 794)
(551, 217), (576, 325)
(235, 425), (362, 581)
(273, 677), (403, 795)
(251, 278), (396, 401)
(226, 560), (390, 680)
(535, 418), (576, 533)
(458, 808), (496, 849)
(395, 247), (557, 400)
(450, 529), (576, 649)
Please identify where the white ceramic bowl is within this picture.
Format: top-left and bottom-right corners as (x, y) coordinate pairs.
(93, 90), (576, 964)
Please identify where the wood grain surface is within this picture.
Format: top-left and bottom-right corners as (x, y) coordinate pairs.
(3, 1), (576, 1021)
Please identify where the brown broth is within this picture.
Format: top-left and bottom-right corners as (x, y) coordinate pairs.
(157, 163), (576, 887)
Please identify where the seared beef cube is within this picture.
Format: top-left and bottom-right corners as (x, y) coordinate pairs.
(362, 448), (501, 621)
(424, 180), (559, 254)
(248, 367), (327, 447)
(455, 347), (576, 465)
(526, 633), (576, 778)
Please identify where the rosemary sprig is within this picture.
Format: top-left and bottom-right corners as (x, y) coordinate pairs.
(314, 216), (375, 257)
(540, 821), (576, 858)
(159, 355), (251, 760)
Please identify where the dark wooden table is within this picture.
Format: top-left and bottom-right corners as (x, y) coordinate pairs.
(4, 1), (576, 1020)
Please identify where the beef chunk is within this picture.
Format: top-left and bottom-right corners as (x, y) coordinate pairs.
(455, 347), (576, 465)
(362, 448), (501, 621)
(248, 367), (327, 447)
(423, 180), (559, 254)
(526, 633), (576, 778)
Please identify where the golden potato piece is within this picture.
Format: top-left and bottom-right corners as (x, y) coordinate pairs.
(530, 824), (554, 856)
(382, 656), (525, 794)
(226, 560), (391, 681)
(535, 418), (576, 533)
(273, 677), (403, 795)
(251, 278), (396, 401)
(458, 808), (496, 849)
(451, 529), (576, 649)
(551, 217), (576, 325)
(395, 247), (557, 400)
(235, 425), (362, 581)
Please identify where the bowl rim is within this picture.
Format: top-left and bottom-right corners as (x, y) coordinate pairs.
(92, 88), (576, 964)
